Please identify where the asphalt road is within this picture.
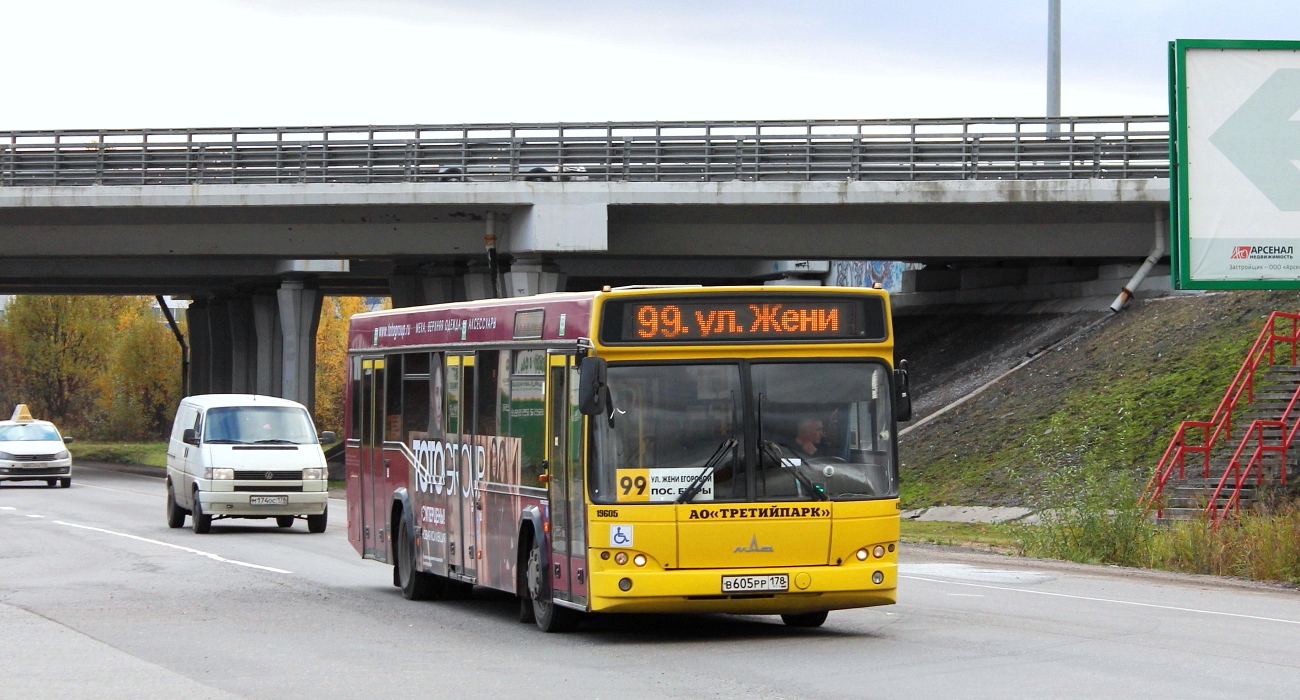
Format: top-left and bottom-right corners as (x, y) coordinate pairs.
(3, 465), (1299, 700)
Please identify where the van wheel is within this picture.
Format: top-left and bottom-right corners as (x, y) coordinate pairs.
(191, 492), (212, 534)
(59, 478), (71, 488)
(276, 516), (295, 528)
(166, 485), (187, 528)
(781, 611), (828, 628)
(307, 509), (328, 533)
(46, 479), (57, 487)
(527, 539), (578, 633)
(396, 515), (442, 600)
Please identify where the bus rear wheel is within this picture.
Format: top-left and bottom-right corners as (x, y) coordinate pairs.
(396, 515), (443, 600)
(781, 611), (828, 628)
(526, 539), (578, 633)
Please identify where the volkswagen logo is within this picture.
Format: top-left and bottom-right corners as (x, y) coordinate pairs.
(265, 471), (274, 480)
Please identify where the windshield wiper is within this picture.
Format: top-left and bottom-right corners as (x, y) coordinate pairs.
(760, 440), (827, 501)
(253, 439), (297, 444)
(203, 439), (247, 444)
(677, 438), (737, 503)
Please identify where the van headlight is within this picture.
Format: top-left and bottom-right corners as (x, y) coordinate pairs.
(54, 450), (70, 460)
(204, 468), (234, 480)
(302, 468), (325, 480)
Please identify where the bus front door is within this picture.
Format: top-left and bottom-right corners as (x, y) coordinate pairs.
(546, 352), (586, 605)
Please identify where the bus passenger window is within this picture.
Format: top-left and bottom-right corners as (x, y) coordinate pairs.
(476, 350), (500, 435)
(510, 350), (547, 488)
(403, 352), (431, 442)
(385, 354), (403, 441)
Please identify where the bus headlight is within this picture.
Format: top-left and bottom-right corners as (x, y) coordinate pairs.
(873, 545), (886, 558)
(633, 554), (646, 567)
(205, 468), (234, 480)
(302, 468), (325, 480)
(614, 552), (629, 565)
(872, 571), (885, 585)
(856, 548), (868, 561)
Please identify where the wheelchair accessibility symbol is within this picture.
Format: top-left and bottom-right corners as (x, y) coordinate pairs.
(609, 524), (633, 548)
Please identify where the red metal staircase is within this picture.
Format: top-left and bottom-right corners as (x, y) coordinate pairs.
(1143, 312), (1300, 523)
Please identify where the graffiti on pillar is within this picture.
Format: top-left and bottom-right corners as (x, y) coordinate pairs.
(830, 261), (921, 293)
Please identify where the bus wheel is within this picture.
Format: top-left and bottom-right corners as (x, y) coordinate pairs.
(526, 540), (578, 633)
(396, 516), (442, 601)
(780, 611), (828, 628)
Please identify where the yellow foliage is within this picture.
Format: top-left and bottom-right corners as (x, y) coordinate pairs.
(314, 297), (369, 435)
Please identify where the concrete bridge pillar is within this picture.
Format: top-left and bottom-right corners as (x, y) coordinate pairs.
(187, 300), (212, 396)
(277, 280), (321, 411)
(389, 266), (459, 307)
(252, 293), (283, 397)
(206, 299), (233, 394)
(505, 259), (564, 297)
(227, 296), (256, 394)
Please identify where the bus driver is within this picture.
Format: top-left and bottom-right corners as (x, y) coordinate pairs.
(793, 417), (824, 457)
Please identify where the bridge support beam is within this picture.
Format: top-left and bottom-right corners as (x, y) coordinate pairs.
(505, 259), (564, 297)
(187, 301), (212, 396)
(253, 293), (283, 397)
(277, 280), (321, 411)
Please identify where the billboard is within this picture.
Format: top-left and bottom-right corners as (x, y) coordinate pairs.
(1171, 40), (1300, 289)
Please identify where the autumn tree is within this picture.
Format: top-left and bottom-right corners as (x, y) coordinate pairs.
(314, 296), (369, 436)
(0, 296), (131, 431)
(95, 298), (182, 439)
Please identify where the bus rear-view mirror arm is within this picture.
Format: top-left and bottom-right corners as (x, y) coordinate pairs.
(894, 359), (912, 423)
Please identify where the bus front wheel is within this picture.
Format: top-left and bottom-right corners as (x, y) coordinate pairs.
(781, 611), (828, 628)
(396, 515), (442, 601)
(526, 540), (578, 633)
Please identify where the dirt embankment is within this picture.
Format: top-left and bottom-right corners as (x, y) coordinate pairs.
(894, 291), (1300, 508)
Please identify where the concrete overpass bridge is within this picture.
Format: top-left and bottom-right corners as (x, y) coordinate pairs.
(0, 116), (1171, 406)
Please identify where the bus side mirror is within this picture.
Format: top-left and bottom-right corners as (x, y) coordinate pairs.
(182, 428), (199, 445)
(894, 359), (912, 423)
(578, 357), (607, 416)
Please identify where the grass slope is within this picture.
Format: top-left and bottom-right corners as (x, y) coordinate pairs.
(72, 442), (168, 468)
(899, 290), (1300, 508)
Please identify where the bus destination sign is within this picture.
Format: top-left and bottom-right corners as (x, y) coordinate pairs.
(601, 295), (886, 344)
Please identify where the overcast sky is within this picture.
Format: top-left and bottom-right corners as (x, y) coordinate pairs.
(6, 0), (1300, 130)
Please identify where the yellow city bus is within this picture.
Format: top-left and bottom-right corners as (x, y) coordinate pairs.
(346, 286), (908, 631)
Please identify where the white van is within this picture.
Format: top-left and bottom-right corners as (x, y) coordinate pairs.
(165, 395), (334, 534)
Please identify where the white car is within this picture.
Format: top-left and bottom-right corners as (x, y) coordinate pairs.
(0, 405), (73, 488)
(165, 395), (333, 534)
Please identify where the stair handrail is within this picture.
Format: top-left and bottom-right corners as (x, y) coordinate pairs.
(1204, 419), (1288, 522)
(1143, 311), (1300, 514)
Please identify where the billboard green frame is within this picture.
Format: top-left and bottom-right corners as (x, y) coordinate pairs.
(1170, 38), (1300, 290)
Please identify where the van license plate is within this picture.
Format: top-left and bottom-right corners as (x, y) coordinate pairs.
(250, 496), (289, 506)
(721, 574), (788, 593)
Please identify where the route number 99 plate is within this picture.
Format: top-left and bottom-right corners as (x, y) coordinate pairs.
(721, 574), (789, 593)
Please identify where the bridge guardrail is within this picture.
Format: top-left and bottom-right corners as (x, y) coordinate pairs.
(0, 116), (1169, 186)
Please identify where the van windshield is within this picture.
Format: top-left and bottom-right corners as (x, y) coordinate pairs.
(203, 407), (317, 445)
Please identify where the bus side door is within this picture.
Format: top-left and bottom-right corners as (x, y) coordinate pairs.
(546, 352), (587, 605)
(445, 353), (477, 583)
(358, 356), (386, 560)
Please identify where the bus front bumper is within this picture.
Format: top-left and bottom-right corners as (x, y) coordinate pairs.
(587, 562), (896, 615)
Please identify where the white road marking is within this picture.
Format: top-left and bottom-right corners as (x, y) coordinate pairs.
(0, 506), (15, 510)
(946, 593), (984, 597)
(53, 521), (292, 574)
(25, 514), (44, 518)
(903, 575), (1300, 626)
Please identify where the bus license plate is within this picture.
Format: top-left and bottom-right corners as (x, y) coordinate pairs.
(721, 574), (789, 593)
(250, 496), (289, 506)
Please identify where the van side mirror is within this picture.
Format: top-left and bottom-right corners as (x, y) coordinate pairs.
(894, 359), (913, 423)
(62, 436), (74, 444)
(578, 356), (607, 416)
(182, 428), (199, 445)
(319, 431), (337, 444)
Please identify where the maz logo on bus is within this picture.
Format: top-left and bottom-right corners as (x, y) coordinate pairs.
(410, 435), (521, 497)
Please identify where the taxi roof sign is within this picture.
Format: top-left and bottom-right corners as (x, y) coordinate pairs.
(11, 404), (34, 422)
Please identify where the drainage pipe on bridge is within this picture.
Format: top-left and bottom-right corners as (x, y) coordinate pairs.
(155, 295), (189, 398)
(1110, 208), (1169, 313)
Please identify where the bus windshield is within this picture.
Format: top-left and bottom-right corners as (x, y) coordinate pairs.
(204, 406), (318, 445)
(589, 361), (897, 503)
